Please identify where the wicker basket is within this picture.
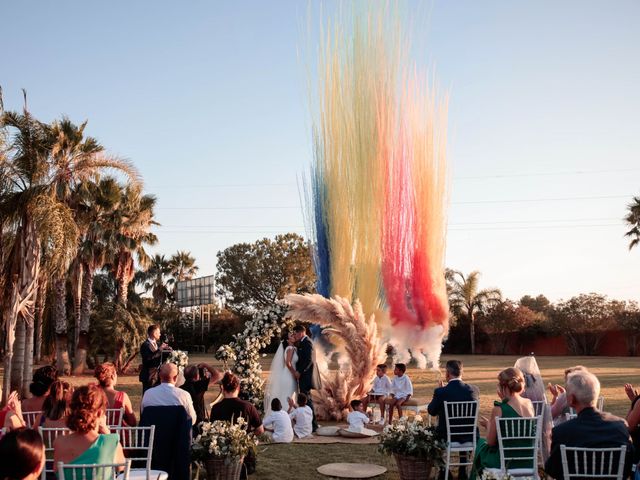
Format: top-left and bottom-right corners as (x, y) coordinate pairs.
(205, 456), (244, 480)
(393, 453), (434, 480)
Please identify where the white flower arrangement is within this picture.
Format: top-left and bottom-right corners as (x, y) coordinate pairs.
(480, 473), (533, 480)
(166, 349), (189, 370)
(214, 302), (295, 410)
(378, 416), (446, 465)
(192, 418), (258, 463)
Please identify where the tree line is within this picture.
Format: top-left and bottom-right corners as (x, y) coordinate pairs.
(0, 92), (168, 402)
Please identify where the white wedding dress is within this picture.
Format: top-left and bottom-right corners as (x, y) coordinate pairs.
(264, 344), (298, 415)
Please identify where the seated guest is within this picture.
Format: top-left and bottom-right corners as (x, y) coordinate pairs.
(262, 398), (294, 443)
(22, 366), (58, 413)
(472, 368), (534, 479)
(428, 360), (478, 479)
(548, 365), (587, 423)
(54, 385), (125, 475)
(0, 428), (45, 480)
(287, 393), (313, 439)
(210, 372), (263, 435)
(364, 364), (392, 425)
(386, 363), (413, 424)
(514, 355), (552, 461)
(180, 363), (222, 425)
(545, 370), (633, 480)
(34, 380), (74, 428)
(141, 363), (196, 425)
(94, 362), (137, 426)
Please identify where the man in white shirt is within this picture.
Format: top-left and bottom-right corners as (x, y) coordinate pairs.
(141, 363), (197, 424)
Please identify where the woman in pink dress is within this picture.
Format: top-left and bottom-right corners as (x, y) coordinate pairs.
(94, 363), (137, 426)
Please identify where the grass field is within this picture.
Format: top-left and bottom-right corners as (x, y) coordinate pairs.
(4, 354), (640, 479)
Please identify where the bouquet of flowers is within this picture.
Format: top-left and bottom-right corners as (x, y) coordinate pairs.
(214, 345), (237, 368)
(192, 418), (258, 464)
(166, 349), (189, 370)
(378, 416), (446, 465)
(480, 473), (533, 480)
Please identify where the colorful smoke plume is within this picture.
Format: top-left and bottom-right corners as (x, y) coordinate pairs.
(305, 4), (449, 367)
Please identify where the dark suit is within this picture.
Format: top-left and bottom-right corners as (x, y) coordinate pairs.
(545, 407), (634, 480)
(139, 339), (162, 393)
(427, 378), (478, 441)
(296, 335), (319, 430)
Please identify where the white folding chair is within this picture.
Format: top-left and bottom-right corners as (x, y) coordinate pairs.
(443, 400), (479, 480)
(106, 408), (125, 428)
(22, 411), (41, 428)
(560, 445), (626, 480)
(39, 427), (71, 480)
(530, 401), (545, 417)
(485, 416), (541, 479)
(113, 426), (168, 480)
(57, 459), (131, 480)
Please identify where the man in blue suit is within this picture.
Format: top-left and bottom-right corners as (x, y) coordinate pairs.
(428, 360), (478, 480)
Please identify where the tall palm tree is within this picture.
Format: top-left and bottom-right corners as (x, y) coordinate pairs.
(48, 117), (138, 373)
(140, 254), (172, 308)
(625, 196), (640, 250)
(105, 184), (158, 306)
(169, 251), (198, 283)
(448, 270), (502, 354)
(71, 177), (121, 373)
(0, 99), (74, 400)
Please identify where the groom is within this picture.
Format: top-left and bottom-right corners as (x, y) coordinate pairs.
(293, 324), (320, 432)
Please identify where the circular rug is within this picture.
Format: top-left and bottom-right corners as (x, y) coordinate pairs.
(317, 463), (387, 479)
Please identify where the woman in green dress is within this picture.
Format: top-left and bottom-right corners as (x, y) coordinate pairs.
(472, 367), (535, 479)
(53, 384), (125, 480)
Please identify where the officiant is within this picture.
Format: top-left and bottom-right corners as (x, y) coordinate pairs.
(293, 324), (321, 432)
(139, 324), (170, 393)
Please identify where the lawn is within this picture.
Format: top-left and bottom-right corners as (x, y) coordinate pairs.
(4, 354), (640, 479)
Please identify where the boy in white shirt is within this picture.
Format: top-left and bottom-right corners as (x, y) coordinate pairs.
(365, 364), (392, 424)
(263, 398), (294, 443)
(346, 399), (376, 436)
(386, 363), (413, 424)
(287, 393), (313, 438)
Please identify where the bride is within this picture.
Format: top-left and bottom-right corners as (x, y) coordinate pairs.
(264, 332), (298, 415)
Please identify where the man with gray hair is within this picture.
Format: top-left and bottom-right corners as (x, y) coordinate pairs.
(545, 370), (633, 479)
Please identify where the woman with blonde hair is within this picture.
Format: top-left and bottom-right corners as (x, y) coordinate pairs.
(94, 363), (137, 426)
(472, 367), (535, 479)
(53, 385), (125, 476)
(34, 380), (74, 428)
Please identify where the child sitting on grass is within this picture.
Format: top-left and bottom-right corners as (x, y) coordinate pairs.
(346, 399), (377, 436)
(287, 393), (313, 438)
(386, 363), (413, 424)
(263, 398), (294, 443)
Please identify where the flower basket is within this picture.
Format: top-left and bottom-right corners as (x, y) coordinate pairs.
(205, 456), (244, 480)
(379, 417), (445, 480)
(393, 453), (434, 480)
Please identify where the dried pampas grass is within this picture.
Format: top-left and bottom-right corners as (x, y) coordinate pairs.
(285, 293), (386, 420)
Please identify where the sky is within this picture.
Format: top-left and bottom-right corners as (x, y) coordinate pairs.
(2, 1), (639, 303)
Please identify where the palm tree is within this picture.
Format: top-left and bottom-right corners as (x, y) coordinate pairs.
(625, 196), (640, 250)
(0, 98), (71, 400)
(47, 117), (138, 373)
(106, 184), (158, 306)
(140, 254), (173, 308)
(169, 251), (198, 282)
(448, 270), (502, 354)
(71, 177), (121, 373)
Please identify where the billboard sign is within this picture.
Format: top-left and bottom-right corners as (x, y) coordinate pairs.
(175, 275), (215, 308)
